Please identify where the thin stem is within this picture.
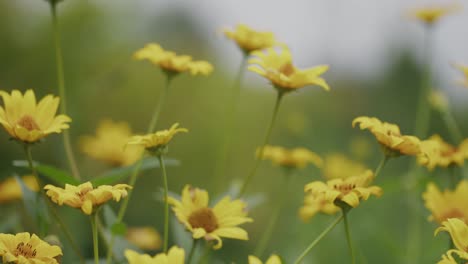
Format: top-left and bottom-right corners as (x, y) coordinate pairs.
(293, 214), (344, 264)
(148, 75), (173, 133)
(90, 214), (99, 264)
(374, 155), (389, 178)
(198, 242), (211, 264)
(158, 155), (170, 252)
(187, 239), (198, 264)
(343, 211), (356, 264)
(239, 91), (285, 196)
(50, 2), (81, 180)
(441, 110), (463, 143)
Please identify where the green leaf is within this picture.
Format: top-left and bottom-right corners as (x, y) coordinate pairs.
(13, 160), (79, 186)
(91, 157), (179, 186)
(111, 222), (127, 236)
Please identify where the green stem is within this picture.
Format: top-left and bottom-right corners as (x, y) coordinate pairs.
(448, 166), (459, 190)
(239, 91), (284, 196)
(49, 1), (81, 180)
(374, 155), (389, 178)
(198, 242), (211, 264)
(148, 74), (173, 134)
(293, 214), (343, 264)
(90, 214), (99, 264)
(187, 239), (198, 264)
(158, 155), (170, 252)
(343, 211), (355, 264)
(441, 109), (463, 143)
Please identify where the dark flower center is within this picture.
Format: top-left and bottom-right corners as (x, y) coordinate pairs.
(17, 115), (40, 131)
(14, 242), (37, 258)
(188, 208), (219, 233)
(333, 183), (357, 195)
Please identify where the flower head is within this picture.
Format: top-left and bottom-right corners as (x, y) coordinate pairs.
(304, 170), (382, 209)
(352, 116), (422, 157)
(259, 145), (323, 169)
(248, 47), (330, 92)
(410, 4), (459, 24)
(0, 90), (71, 143)
(80, 119), (143, 167)
(168, 185), (253, 249)
(299, 193), (340, 221)
(418, 135), (468, 170)
(0, 232), (62, 264)
(435, 218), (468, 263)
(134, 43), (213, 76)
(127, 123), (188, 155)
(322, 153), (368, 180)
(126, 227), (162, 251)
(44, 182), (131, 215)
(455, 64), (468, 88)
(248, 254), (282, 264)
(0, 176), (39, 204)
(125, 246), (184, 264)
(224, 24), (277, 53)
(423, 181), (468, 224)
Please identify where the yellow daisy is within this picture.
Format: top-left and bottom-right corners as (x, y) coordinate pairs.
(134, 43), (213, 76)
(127, 123), (188, 154)
(304, 170), (382, 209)
(168, 185), (253, 249)
(126, 227), (162, 251)
(0, 89), (71, 143)
(410, 4), (459, 24)
(44, 182), (131, 215)
(418, 135), (468, 170)
(248, 254), (282, 264)
(322, 153), (368, 180)
(0, 176), (39, 204)
(80, 119), (143, 167)
(435, 218), (468, 263)
(259, 145), (323, 169)
(455, 64), (468, 88)
(125, 246), (184, 264)
(423, 181), (468, 224)
(352, 116), (422, 157)
(224, 24), (277, 53)
(248, 47), (330, 92)
(0, 232), (62, 264)
(299, 193), (340, 221)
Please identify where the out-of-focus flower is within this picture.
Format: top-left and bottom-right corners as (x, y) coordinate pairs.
(168, 185), (253, 249)
(259, 145), (323, 169)
(224, 24), (277, 53)
(455, 64), (468, 88)
(423, 181), (468, 224)
(0, 232), (62, 264)
(0, 176), (39, 204)
(125, 246), (184, 264)
(349, 136), (373, 161)
(418, 135), (468, 170)
(248, 254), (282, 264)
(322, 153), (368, 180)
(0, 89), (71, 143)
(44, 182), (131, 215)
(127, 123), (187, 155)
(248, 47), (330, 92)
(429, 90), (449, 112)
(126, 227), (162, 251)
(435, 218), (468, 263)
(409, 4), (459, 24)
(134, 43), (213, 76)
(299, 193), (340, 221)
(80, 119), (143, 167)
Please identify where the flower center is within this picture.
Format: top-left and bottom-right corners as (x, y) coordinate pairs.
(188, 208), (218, 233)
(279, 63), (295, 76)
(14, 242), (37, 258)
(17, 115), (40, 131)
(76, 188), (92, 200)
(333, 183), (356, 195)
(441, 208), (465, 222)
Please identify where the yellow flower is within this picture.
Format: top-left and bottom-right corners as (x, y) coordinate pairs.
(248, 254), (282, 264)
(352, 116), (422, 157)
(435, 218), (468, 263)
(455, 64), (468, 88)
(322, 153), (368, 180)
(0, 232), (62, 264)
(248, 47), (330, 92)
(224, 24), (276, 53)
(168, 185), (253, 249)
(259, 145), (323, 169)
(127, 123), (188, 154)
(126, 227), (162, 251)
(0, 176), (39, 204)
(299, 193), (340, 221)
(418, 135), (468, 170)
(410, 5), (459, 24)
(134, 43), (213, 76)
(423, 181), (468, 224)
(125, 246), (184, 264)
(80, 119), (143, 167)
(0, 89), (71, 143)
(304, 170), (382, 208)
(44, 182), (131, 215)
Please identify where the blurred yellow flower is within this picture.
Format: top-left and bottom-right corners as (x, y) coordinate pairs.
(134, 43), (213, 76)
(248, 47), (330, 92)
(410, 5), (459, 24)
(125, 246), (184, 264)
(259, 145), (323, 169)
(455, 64), (468, 88)
(304, 170), (382, 208)
(349, 136), (373, 160)
(435, 218), (468, 263)
(0, 232), (62, 264)
(418, 135), (468, 170)
(352, 116), (422, 157)
(126, 227), (162, 251)
(0, 89), (71, 143)
(44, 182), (131, 215)
(224, 24), (276, 53)
(168, 185), (253, 249)
(0, 176), (39, 204)
(248, 254), (282, 264)
(299, 193), (340, 221)
(322, 153), (368, 180)
(423, 181), (468, 224)
(80, 119), (143, 167)
(127, 123), (188, 154)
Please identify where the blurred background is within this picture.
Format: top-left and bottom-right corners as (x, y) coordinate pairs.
(1, 0), (468, 263)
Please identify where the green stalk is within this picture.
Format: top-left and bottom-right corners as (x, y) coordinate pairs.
(187, 239), (199, 264)
(158, 154), (170, 252)
(198, 242), (212, 264)
(293, 214), (343, 264)
(90, 214), (99, 264)
(374, 155), (389, 178)
(239, 91), (285, 196)
(441, 110), (463, 143)
(343, 211), (355, 264)
(49, 1), (81, 180)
